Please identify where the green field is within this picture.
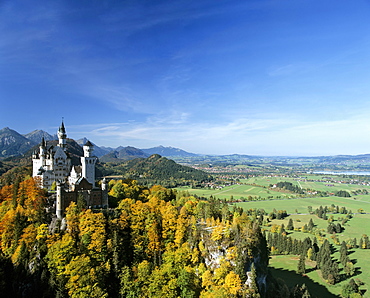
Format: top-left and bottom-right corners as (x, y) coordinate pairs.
(178, 177), (370, 297)
(242, 176), (370, 193)
(235, 196), (370, 214)
(177, 174), (370, 203)
(269, 255), (339, 297)
(176, 184), (294, 200)
(236, 197), (370, 297)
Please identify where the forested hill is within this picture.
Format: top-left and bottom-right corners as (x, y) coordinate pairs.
(99, 146), (149, 162)
(0, 177), (278, 297)
(99, 154), (213, 187)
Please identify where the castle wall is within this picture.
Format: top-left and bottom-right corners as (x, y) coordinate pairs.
(32, 122), (108, 217)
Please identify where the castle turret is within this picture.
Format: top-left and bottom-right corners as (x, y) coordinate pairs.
(81, 140), (97, 186)
(33, 137), (46, 177)
(39, 137), (46, 165)
(83, 140), (94, 157)
(58, 120), (67, 149)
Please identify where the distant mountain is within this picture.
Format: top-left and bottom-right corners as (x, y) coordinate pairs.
(141, 145), (197, 157)
(100, 146), (149, 162)
(0, 127), (36, 158)
(24, 138), (84, 166)
(23, 130), (57, 144)
(76, 138), (112, 157)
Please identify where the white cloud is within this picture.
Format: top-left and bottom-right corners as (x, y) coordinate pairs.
(68, 111), (370, 156)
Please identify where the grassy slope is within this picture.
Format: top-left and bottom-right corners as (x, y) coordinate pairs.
(178, 176), (370, 296)
(177, 175), (370, 202)
(176, 184), (293, 200)
(269, 255), (339, 298)
(236, 197), (370, 297)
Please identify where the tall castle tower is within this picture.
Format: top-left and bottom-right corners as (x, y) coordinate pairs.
(81, 140), (97, 186)
(57, 120), (67, 149)
(32, 121), (107, 218)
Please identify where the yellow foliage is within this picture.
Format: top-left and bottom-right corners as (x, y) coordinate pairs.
(270, 224), (279, 233)
(79, 209), (107, 257)
(0, 184), (13, 203)
(160, 202), (178, 244)
(174, 211), (188, 247)
(223, 271), (242, 295)
(65, 254), (108, 298)
(20, 223), (37, 248)
(36, 223), (49, 240)
(214, 260), (232, 285)
(202, 270), (214, 289)
(226, 246), (237, 261)
(211, 224), (224, 242)
(0, 208), (16, 252)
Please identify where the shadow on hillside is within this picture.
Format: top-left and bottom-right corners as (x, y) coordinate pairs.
(348, 250), (356, 256)
(269, 267), (339, 298)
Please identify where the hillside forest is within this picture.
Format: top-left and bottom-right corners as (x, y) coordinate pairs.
(0, 176), (278, 298)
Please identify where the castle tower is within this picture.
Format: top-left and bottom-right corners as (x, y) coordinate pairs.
(58, 120), (67, 149)
(56, 181), (63, 219)
(39, 137), (46, 166)
(81, 140), (97, 186)
(32, 137), (46, 177)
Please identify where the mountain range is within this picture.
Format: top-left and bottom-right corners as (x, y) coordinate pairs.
(0, 127), (197, 160)
(3, 126), (370, 165)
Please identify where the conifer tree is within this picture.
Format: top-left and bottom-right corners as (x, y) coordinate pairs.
(307, 218), (314, 231)
(287, 218), (294, 230)
(297, 254), (305, 275)
(248, 262), (260, 298)
(359, 237), (363, 249)
(364, 234), (370, 248)
(340, 241), (348, 266)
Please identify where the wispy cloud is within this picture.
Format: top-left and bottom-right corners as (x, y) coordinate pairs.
(68, 110), (370, 156)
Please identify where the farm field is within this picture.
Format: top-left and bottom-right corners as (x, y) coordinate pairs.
(242, 175), (370, 193)
(179, 175), (370, 296)
(178, 174), (370, 203)
(269, 255), (339, 297)
(236, 197), (370, 297)
(235, 196), (370, 214)
(176, 184), (293, 200)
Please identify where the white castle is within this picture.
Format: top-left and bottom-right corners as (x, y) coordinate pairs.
(32, 121), (108, 218)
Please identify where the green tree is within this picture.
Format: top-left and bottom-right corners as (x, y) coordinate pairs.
(64, 254), (108, 298)
(307, 218), (314, 231)
(340, 241), (348, 266)
(341, 279), (359, 298)
(287, 218), (294, 230)
(297, 254), (305, 275)
(344, 261), (355, 277)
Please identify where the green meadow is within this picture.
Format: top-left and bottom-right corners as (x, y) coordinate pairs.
(176, 184), (293, 200)
(236, 196), (370, 214)
(177, 175), (370, 297)
(177, 175), (370, 203)
(177, 185), (294, 200)
(242, 176), (370, 193)
(269, 255), (339, 297)
(237, 197), (370, 297)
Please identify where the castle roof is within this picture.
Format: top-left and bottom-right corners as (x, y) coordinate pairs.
(84, 140), (93, 147)
(59, 121), (66, 134)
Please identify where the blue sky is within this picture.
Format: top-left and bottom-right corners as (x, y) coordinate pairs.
(2, 0), (370, 156)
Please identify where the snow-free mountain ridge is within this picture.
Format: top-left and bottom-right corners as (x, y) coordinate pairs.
(0, 127), (198, 159)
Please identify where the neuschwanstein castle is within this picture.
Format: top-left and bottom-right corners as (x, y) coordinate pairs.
(32, 121), (108, 218)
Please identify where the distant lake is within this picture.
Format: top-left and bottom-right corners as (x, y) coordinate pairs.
(313, 171), (370, 176)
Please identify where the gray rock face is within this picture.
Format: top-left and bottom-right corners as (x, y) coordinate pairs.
(0, 127), (36, 157)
